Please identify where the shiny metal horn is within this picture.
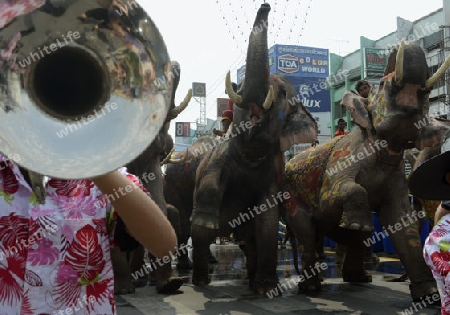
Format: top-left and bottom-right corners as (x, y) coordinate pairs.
(0, 1), (171, 185)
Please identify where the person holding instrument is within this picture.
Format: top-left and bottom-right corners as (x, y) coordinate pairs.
(0, 156), (177, 314)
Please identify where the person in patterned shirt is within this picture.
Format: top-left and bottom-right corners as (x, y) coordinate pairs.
(409, 134), (450, 313)
(0, 154), (177, 315)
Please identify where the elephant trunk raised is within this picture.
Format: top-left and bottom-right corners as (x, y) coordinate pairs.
(241, 3), (270, 108)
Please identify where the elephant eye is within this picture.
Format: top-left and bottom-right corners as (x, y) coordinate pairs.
(278, 89), (286, 98)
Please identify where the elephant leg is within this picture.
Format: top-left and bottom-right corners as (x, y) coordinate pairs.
(191, 223), (216, 285)
(128, 245), (147, 288)
(235, 224), (256, 288)
(338, 181), (372, 231)
(340, 229), (372, 283)
(335, 243), (346, 265)
(290, 206), (322, 292)
(111, 248), (135, 295)
(315, 229), (326, 259)
(177, 212), (192, 270)
(378, 190), (438, 302)
(154, 255), (183, 294)
(168, 204), (192, 270)
(191, 171), (222, 285)
(252, 195), (279, 294)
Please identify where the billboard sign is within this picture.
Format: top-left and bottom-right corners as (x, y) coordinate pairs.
(175, 122), (191, 137)
(236, 65), (246, 86)
(285, 76), (331, 112)
(217, 98), (229, 117)
(270, 44), (329, 78)
(363, 48), (387, 78)
(192, 82), (206, 97)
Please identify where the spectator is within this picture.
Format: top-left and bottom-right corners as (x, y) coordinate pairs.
(409, 134), (450, 312)
(334, 118), (348, 137)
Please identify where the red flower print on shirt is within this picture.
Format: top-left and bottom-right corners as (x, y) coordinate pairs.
(65, 224), (105, 282)
(431, 251), (450, 276)
(48, 179), (94, 197)
(0, 0), (45, 28)
(0, 164), (19, 194)
(0, 213), (29, 248)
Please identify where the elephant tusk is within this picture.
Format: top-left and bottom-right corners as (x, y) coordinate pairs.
(160, 148), (189, 166)
(168, 89), (192, 118)
(225, 71), (242, 104)
(395, 41), (405, 84)
(425, 55), (450, 89)
(262, 85), (274, 110)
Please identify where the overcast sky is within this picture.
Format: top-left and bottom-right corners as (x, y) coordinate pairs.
(141, 0), (443, 139)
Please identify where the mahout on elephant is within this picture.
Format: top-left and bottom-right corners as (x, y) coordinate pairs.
(283, 41), (450, 302)
(112, 60), (192, 295)
(189, 3), (318, 294)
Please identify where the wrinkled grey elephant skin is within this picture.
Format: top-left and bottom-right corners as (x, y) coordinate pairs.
(189, 3), (318, 295)
(283, 42), (442, 302)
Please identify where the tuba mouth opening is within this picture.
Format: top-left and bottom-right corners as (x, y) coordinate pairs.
(28, 44), (110, 120)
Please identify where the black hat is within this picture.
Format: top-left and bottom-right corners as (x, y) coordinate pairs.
(408, 136), (450, 200)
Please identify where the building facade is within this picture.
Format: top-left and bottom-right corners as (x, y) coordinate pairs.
(329, 3), (450, 134)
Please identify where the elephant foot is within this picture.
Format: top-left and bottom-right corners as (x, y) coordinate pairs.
(131, 277), (148, 288)
(156, 277), (184, 294)
(114, 279), (135, 295)
(192, 277), (210, 286)
(342, 270), (372, 283)
(251, 277), (279, 295)
(177, 259), (193, 270)
(298, 275), (321, 292)
(410, 280), (440, 304)
(384, 272), (408, 282)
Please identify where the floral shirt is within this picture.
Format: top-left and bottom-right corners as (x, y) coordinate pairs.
(0, 155), (146, 315)
(423, 213), (450, 314)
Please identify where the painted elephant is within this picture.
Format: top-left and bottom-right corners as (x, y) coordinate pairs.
(409, 118), (450, 225)
(190, 3), (318, 294)
(283, 41), (448, 302)
(112, 60), (191, 295)
(163, 136), (216, 269)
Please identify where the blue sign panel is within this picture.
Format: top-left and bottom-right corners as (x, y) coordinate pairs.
(285, 76), (331, 112)
(236, 64), (246, 86)
(192, 82), (206, 97)
(271, 44), (329, 78)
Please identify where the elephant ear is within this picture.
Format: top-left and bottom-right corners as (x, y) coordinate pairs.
(340, 90), (371, 129)
(279, 95), (318, 152)
(414, 117), (450, 150)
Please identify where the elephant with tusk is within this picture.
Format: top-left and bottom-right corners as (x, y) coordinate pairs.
(112, 61), (191, 295)
(189, 3), (318, 294)
(283, 41), (448, 302)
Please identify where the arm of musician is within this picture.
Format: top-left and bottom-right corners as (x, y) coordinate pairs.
(92, 171), (177, 258)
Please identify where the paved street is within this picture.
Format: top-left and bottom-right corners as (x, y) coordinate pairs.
(115, 244), (441, 315)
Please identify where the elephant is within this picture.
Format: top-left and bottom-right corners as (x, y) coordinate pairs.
(112, 60), (192, 295)
(189, 3), (318, 295)
(163, 136), (217, 270)
(407, 118), (450, 227)
(283, 41), (448, 302)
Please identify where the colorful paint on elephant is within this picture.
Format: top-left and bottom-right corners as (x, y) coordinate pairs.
(284, 138), (339, 215)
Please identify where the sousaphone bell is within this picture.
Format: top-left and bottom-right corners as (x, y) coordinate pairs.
(0, 0), (171, 202)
